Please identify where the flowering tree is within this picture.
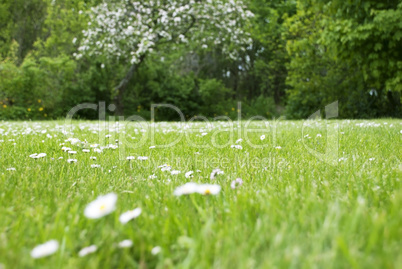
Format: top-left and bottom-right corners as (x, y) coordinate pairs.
(77, 0), (254, 114)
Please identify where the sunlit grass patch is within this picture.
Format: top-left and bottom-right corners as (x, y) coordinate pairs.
(0, 119), (401, 268)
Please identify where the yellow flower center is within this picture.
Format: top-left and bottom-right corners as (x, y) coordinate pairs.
(205, 189), (211, 195)
(100, 204), (106, 211)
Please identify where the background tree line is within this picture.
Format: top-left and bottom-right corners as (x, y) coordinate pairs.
(0, 0), (401, 120)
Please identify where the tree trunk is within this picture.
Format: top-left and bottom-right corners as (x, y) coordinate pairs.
(114, 55), (145, 115)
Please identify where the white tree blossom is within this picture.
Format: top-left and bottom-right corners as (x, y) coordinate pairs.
(77, 0), (254, 64)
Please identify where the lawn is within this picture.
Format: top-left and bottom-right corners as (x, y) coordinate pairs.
(0, 119), (401, 268)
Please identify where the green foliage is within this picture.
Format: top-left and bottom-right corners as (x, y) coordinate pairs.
(284, 0), (402, 119)
(0, 0), (46, 62)
(319, 0), (402, 96)
(122, 56), (197, 121)
(0, 1), (12, 58)
(0, 56), (55, 119)
(122, 54), (275, 121)
(247, 0), (296, 103)
(242, 95), (277, 118)
(198, 78), (232, 113)
(0, 55), (47, 119)
(0, 0), (117, 120)
(0, 48), (111, 119)
(0, 0), (400, 120)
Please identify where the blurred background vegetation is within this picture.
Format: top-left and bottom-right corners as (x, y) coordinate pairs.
(0, 0), (401, 120)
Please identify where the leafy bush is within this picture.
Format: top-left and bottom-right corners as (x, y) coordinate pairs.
(242, 95), (277, 119)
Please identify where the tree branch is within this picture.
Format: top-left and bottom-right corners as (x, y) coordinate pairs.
(115, 54), (146, 92)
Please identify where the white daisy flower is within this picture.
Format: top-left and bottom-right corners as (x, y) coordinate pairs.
(119, 208), (142, 224)
(231, 178), (243, 189)
(161, 166), (171, 172)
(149, 146), (156, 149)
(61, 147), (71, 152)
(108, 144), (118, 149)
(260, 135), (266, 140)
(171, 170), (181, 175)
(67, 138), (81, 144)
(196, 184), (221, 195)
(93, 148), (102, 153)
(91, 164), (101, 168)
(126, 156), (135, 160)
(201, 132), (208, 136)
(149, 174), (157, 179)
(29, 153), (47, 159)
(151, 246), (161, 255)
(68, 150), (77, 154)
(275, 146), (282, 150)
(230, 145), (242, 150)
(90, 156), (97, 160)
(67, 159), (77, 163)
(90, 144), (99, 148)
(173, 182), (198, 196)
(78, 245), (97, 257)
(137, 156), (148, 161)
(235, 138), (243, 143)
(185, 171), (194, 178)
(6, 167), (16, 171)
(118, 239), (133, 248)
(58, 157), (63, 160)
(83, 149), (90, 153)
(84, 193), (117, 219)
(210, 168), (224, 180)
(30, 240), (59, 259)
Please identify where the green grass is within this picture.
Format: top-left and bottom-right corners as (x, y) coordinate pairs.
(0, 119), (401, 268)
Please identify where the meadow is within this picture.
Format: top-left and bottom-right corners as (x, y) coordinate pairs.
(0, 119), (401, 268)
